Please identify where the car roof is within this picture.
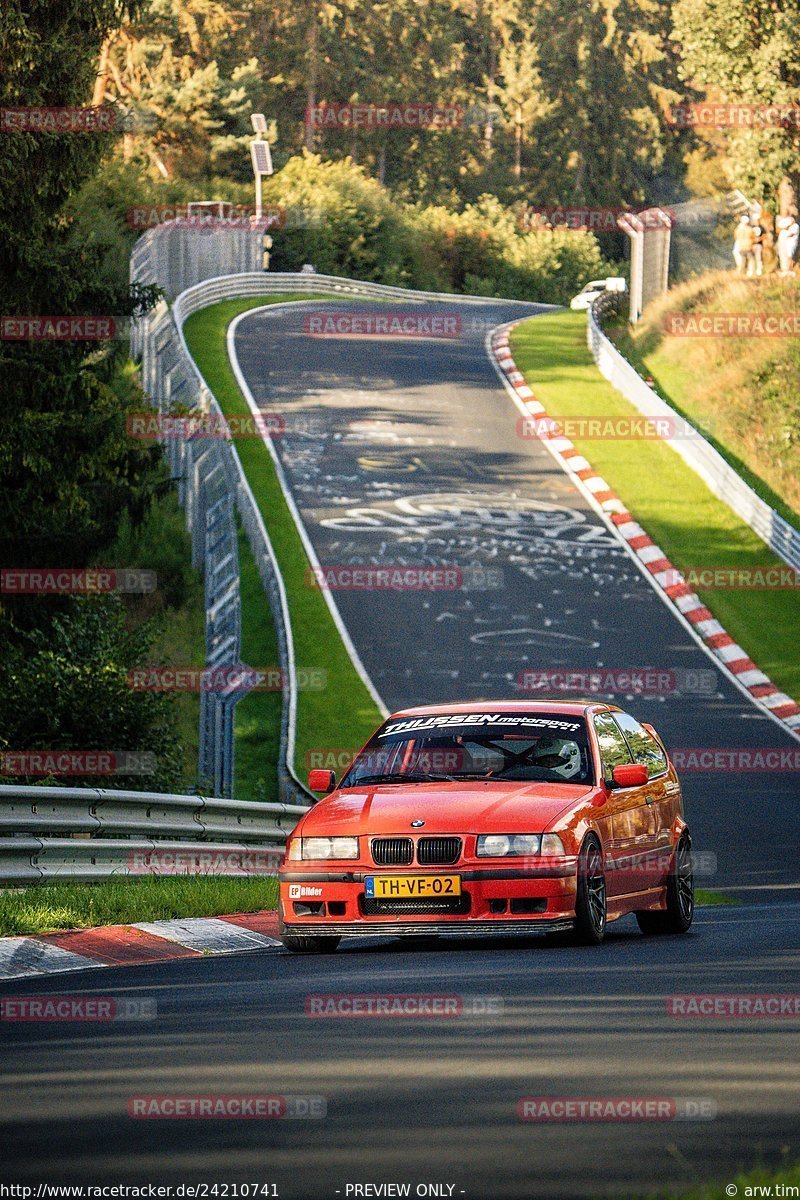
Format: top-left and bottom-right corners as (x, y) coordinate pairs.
(388, 700), (620, 719)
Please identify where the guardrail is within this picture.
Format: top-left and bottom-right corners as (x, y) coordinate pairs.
(0, 783), (305, 884)
(171, 270), (542, 320)
(587, 293), (800, 571)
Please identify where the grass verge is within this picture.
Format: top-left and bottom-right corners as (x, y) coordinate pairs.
(0, 876), (277, 937)
(695, 890), (740, 906)
(183, 296), (383, 782)
(510, 311), (800, 703)
(0, 879), (733, 938)
(611, 271), (800, 528)
(631, 1156), (799, 1200)
(235, 516), (283, 801)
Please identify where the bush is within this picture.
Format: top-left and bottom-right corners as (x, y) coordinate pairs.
(262, 155), (606, 303)
(0, 597), (184, 792)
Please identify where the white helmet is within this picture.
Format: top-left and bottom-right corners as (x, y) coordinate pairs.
(532, 736), (583, 780)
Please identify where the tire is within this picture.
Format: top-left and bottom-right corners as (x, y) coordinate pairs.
(573, 836), (607, 945)
(281, 934), (341, 954)
(636, 834), (694, 935)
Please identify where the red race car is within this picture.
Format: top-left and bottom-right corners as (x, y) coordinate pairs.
(279, 701), (694, 952)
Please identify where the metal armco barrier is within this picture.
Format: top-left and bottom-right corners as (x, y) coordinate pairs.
(170, 270), (540, 322)
(0, 784), (306, 884)
(588, 293), (800, 572)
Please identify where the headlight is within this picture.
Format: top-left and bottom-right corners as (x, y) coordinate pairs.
(477, 834), (541, 857)
(541, 834), (566, 856)
(288, 836), (359, 861)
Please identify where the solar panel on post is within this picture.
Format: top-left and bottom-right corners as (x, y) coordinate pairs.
(250, 140), (273, 176)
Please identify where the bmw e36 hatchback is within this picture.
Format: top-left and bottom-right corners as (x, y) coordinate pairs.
(279, 701), (693, 952)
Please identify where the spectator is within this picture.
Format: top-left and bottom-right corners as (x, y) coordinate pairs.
(776, 211), (799, 276)
(748, 205), (765, 277)
(733, 215), (754, 275)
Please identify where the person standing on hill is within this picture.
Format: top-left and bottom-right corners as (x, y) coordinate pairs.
(748, 206), (765, 277)
(776, 211), (799, 276)
(733, 214), (754, 275)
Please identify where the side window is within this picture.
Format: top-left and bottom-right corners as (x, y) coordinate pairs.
(593, 712), (633, 782)
(613, 712), (668, 779)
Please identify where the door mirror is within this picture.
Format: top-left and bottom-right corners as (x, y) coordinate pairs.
(308, 769), (336, 794)
(611, 763), (648, 788)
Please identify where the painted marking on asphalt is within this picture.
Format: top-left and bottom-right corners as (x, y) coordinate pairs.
(133, 917), (282, 954)
(0, 937), (101, 981)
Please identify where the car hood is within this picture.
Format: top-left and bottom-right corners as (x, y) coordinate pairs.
(300, 780), (595, 836)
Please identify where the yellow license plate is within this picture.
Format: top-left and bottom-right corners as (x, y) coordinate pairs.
(365, 874), (461, 899)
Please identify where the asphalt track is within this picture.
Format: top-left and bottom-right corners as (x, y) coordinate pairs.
(231, 298), (799, 889)
(1, 903), (798, 1197)
(2, 297), (797, 1198)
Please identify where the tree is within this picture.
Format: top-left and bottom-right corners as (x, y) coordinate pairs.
(0, 598), (183, 792)
(533, 0), (684, 207)
(494, 19), (552, 179)
(0, 0), (163, 578)
(672, 0), (800, 202)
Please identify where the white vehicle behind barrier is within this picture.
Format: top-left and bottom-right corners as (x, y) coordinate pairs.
(570, 277), (627, 310)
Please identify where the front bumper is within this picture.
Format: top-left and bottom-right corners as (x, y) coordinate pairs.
(280, 917), (575, 939)
(279, 861), (578, 937)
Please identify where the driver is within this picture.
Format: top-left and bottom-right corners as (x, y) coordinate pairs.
(530, 736), (583, 780)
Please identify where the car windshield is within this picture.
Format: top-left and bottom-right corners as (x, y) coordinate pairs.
(339, 712), (592, 787)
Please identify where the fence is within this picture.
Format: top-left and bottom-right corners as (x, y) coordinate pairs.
(587, 293), (800, 571)
(0, 783), (306, 884)
(130, 222), (265, 300)
(618, 208), (672, 323)
(131, 223), (314, 801)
